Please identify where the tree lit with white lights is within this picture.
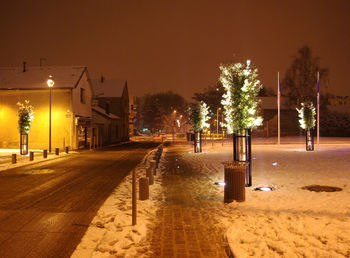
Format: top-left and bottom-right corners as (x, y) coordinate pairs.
(297, 102), (316, 130)
(297, 102), (316, 151)
(189, 101), (210, 153)
(219, 60), (262, 134)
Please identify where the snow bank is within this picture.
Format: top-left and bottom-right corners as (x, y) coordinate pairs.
(72, 148), (164, 258)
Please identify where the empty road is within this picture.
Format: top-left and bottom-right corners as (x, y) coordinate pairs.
(0, 141), (158, 258)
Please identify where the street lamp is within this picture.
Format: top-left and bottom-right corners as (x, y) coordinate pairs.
(217, 108), (221, 136)
(47, 75), (54, 152)
(172, 110), (177, 142)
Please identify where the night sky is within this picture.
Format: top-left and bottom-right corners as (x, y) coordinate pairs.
(1, 0), (349, 100)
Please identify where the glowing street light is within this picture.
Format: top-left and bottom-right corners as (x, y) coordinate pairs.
(47, 75), (54, 152)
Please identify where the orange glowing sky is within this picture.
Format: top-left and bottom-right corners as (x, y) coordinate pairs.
(0, 0), (349, 100)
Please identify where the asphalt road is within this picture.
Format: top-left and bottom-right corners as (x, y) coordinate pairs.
(0, 141), (158, 258)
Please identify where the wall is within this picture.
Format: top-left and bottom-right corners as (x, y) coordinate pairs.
(72, 72), (92, 118)
(0, 89), (72, 150)
(92, 110), (119, 144)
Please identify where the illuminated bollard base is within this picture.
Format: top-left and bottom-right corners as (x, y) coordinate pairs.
(139, 177), (149, 200)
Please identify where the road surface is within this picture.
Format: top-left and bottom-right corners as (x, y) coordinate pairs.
(0, 141), (158, 258)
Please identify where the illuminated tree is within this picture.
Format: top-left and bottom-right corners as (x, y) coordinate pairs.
(297, 102), (316, 151)
(17, 100), (34, 134)
(220, 60), (262, 134)
(17, 100), (34, 155)
(219, 59), (262, 186)
(297, 102), (316, 130)
(189, 101), (210, 153)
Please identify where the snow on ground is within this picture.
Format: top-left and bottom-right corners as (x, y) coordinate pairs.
(71, 148), (164, 258)
(0, 150), (72, 172)
(180, 142), (350, 258)
(72, 139), (350, 258)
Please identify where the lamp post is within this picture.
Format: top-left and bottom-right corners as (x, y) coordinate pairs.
(217, 108), (221, 137)
(47, 76), (54, 152)
(172, 110), (176, 142)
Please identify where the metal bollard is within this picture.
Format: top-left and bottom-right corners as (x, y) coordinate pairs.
(12, 154), (16, 164)
(29, 151), (34, 161)
(146, 167), (154, 185)
(55, 148), (59, 155)
(65, 146), (69, 153)
(139, 177), (149, 200)
(43, 150), (48, 158)
(132, 169), (137, 225)
(150, 160), (157, 175)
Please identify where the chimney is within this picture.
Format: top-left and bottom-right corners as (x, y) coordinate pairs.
(101, 76), (104, 83)
(23, 61), (26, 72)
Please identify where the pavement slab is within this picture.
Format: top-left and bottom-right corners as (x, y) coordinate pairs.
(146, 145), (229, 258)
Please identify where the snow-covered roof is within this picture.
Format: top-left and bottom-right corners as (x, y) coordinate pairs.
(0, 66), (87, 90)
(91, 78), (127, 98)
(92, 106), (120, 119)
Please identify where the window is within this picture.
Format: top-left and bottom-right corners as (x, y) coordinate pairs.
(80, 88), (86, 104)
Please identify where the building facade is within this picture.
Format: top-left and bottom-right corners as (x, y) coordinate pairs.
(0, 66), (93, 150)
(91, 77), (129, 142)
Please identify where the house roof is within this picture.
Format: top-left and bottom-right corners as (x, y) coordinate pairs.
(91, 78), (127, 98)
(92, 106), (120, 119)
(0, 66), (87, 90)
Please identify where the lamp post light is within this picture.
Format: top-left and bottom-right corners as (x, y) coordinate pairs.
(47, 76), (54, 152)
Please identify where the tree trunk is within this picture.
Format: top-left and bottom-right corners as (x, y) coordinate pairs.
(233, 129), (252, 187)
(194, 131), (201, 153)
(20, 133), (28, 155)
(306, 129), (314, 151)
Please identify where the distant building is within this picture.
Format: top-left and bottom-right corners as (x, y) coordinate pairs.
(91, 77), (129, 142)
(328, 95), (350, 114)
(91, 102), (120, 146)
(256, 96), (298, 136)
(0, 65), (93, 150)
(129, 94), (137, 135)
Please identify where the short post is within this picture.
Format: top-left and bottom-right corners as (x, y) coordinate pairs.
(12, 154), (16, 164)
(132, 169), (137, 225)
(43, 149), (48, 158)
(55, 148), (59, 155)
(65, 146), (69, 153)
(146, 167), (154, 185)
(139, 177), (149, 200)
(150, 160), (156, 175)
(29, 151), (34, 161)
